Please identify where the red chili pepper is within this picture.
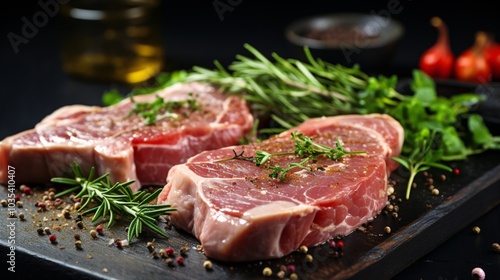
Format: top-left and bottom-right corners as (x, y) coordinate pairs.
(419, 17), (455, 79)
(485, 35), (500, 81)
(454, 31), (492, 84)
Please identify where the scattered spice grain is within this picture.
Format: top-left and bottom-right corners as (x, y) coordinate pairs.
(492, 242), (500, 252)
(203, 260), (213, 270)
(176, 256), (185, 266)
(472, 267), (486, 280)
(299, 245), (308, 253)
(75, 240), (82, 250)
(96, 224), (104, 235)
(49, 234), (57, 244)
(384, 226), (391, 234)
(262, 267), (272, 277)
(472, 226), (481, 234)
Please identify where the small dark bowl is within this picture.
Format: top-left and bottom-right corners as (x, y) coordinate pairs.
(285, 13), (404, 73)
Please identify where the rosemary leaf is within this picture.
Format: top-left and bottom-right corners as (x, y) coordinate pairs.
(51, 162), (175, 241)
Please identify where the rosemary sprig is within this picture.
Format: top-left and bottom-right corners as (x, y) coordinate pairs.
(100, 44), (500, 200)
(186, 43), (405, 131)
(129, 94), (199, 125)
(51, 162), (176, 241)
(222, 131), (365, 180)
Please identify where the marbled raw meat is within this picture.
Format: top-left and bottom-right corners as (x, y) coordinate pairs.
(0, 82), (254, 191)
(157, 114), (404, 261)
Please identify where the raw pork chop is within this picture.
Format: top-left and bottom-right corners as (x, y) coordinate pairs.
(157, 114), (404, 262)
(0, 82), (253, 191)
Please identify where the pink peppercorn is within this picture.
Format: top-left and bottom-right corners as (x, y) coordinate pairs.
(165, 247), (175, 257)
(329, 240), (336, 248)
(95, 224), (104, 235)
(286, 264), (296, 273)
(49, 235), (57, 244)
(176, 256), (185, 266)
(23, 186), (32, 195)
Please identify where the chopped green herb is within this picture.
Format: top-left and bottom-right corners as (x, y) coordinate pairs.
(129, 94), (199, 125)
(220, 131), (365, 180)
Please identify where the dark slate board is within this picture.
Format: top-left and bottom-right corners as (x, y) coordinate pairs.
(1, 80), (500, 279)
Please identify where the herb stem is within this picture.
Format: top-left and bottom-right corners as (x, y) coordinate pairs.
(51, 162), (175, 241)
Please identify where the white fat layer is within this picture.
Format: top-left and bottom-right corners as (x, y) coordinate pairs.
(243, 201), (316, 220)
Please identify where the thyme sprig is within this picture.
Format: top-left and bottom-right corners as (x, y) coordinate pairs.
(222, 131), (365, 180)
(129, 94), (199, 125)
(51, 162), (176, 241)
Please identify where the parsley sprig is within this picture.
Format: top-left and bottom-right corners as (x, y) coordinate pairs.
(51, 162), (176, 241)
(222, 131), (365, 180)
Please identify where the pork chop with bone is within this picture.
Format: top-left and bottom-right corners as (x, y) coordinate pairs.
(157, 114), (404, 262)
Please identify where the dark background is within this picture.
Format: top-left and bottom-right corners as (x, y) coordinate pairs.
(1, 1), (500, 279)
(1, 0), (500, 137)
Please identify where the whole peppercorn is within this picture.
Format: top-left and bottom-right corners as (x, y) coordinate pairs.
(146, 242), (155, 253)
(298, 245), (308, 253)
(471, 267), (486, 280)
(384, 226), (392, 234)
(37, 228), (44, 235)
(75, 240), (82, 250)
(472, 226), (481, 234)
(165, 258), (174, 266)
(90, 230), (97, 239)
(165, 247), (175, 257)
(492, 242), (500, 252)
(44, 227), (51, 235)
(63, 210), (71, 219)
(159, 249), (167, 258)
(262, 267), (272, 277)
(95, 224), (104, 235)
(176, 256), (185, 266)
(18, 213), (25, 221)
(203, 260), (213, 270)
(49, 235), (57, 244)
(74, 233), (81, 240)
(179, 246), (189, 256)
(22, 186), (32, 195)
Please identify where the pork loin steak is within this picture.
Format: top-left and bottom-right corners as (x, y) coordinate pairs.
(0, 82), (254, 191)
(157, 114), (404, 262)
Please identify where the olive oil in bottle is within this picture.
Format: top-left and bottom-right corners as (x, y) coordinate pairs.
(59, 0), (164, 84)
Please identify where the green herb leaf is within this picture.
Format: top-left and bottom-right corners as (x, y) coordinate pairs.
(52, 162), (176, 241)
